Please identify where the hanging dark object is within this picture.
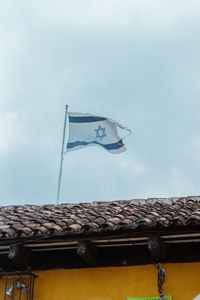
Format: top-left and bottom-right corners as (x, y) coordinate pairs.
(157, 263), (165, 299)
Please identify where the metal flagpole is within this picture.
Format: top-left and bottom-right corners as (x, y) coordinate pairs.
(56, 104), (68, 205)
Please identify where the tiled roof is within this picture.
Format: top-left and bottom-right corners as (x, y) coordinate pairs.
(0, 196), (200, 239)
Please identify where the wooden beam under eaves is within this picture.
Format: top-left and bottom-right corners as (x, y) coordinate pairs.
(148, 235), (166, 263)
(0, 240), (199, 271)
(8, 244), (31, 266)
(77, 241), (99, 266)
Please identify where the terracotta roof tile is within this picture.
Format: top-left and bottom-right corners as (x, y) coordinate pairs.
(0, 196), (200, 239)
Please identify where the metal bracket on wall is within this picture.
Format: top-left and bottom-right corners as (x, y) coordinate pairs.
(0, 271), (37, 300)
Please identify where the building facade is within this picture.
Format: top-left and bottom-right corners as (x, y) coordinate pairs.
(0, 196), (200, 300)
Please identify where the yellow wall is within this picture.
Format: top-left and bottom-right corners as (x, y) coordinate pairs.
(33, 262), (200, 300)
(1, 263), (200, 299)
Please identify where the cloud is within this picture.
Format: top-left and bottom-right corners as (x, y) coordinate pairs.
(142, 166), (198, 198)
(186, 135), (200, 165)
(25, 0), (200, 39)
(193, 136), (200, 150)
(59, 148), (146, 203)
(0, 112), (23, 160)
(118, 156), (146, 177)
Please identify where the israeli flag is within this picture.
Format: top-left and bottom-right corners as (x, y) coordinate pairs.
(66, 112), (131, 154)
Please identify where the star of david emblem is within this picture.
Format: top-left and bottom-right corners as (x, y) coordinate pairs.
(95, 125), (106, 141)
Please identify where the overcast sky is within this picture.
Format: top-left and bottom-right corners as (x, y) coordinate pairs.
(1, 0), (200, 206)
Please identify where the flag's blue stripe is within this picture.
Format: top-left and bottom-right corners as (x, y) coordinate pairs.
(67, 139), (124, 150)
(69, 116), (107, 123)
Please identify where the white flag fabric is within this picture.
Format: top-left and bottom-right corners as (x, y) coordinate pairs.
(66, 112), (131, 154)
